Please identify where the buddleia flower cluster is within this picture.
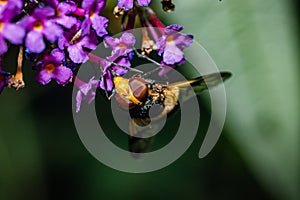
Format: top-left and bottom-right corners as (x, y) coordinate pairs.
(0, 0), (193, 112)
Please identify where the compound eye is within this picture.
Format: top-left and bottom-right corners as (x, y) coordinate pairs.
(129, 77), (148, 101)
(115, 77), (148, 110)
(115, 93), (135, 110)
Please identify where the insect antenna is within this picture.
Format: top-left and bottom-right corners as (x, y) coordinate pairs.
(105, 58), (144, 74)
(133, 48), (162, 67)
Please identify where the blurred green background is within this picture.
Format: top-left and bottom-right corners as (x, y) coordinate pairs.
(0, 0), (299, 199)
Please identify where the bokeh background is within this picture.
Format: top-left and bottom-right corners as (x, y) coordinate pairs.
(0, 0), (299, 199)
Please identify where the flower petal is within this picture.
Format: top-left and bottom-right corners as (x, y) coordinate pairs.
(175, 34), (194, 49)
(53, 66), (73, 85)
(55, 15), (77, 29)
(0, 36), (8, 55)
(37, 70), (53, 85)
(100, 68), (114, 91)
(104, 36), (119, 49)
(25, 31), (45, 53)
(0, 4), (20, 21)
(43, 21), (63, 42)
(76, 90), (83, 112)
(137, 0), (151, 6)
(45, 0), (59, 8)
(82, 0), (94, 11)
(68, 45), (88, 64)
(95, 0), (106, 13)
(20, 16), (36, 30)
(158, 62), (176, 76)
(58, 1), (77, 14)
(82, 0), (106, 13)
(81, 17), (91, 36)
(50, 49), (65, 62)
(58, 32), (69, 49)
(2, 23), (25, 44)
(33, 7), (55, 19)
(80, 31), (98, 50)
(165, 24), (184, 34)
(119, 32), (136, 47)
(156, 36), (166, 56)
(118, 0), (134, 10)
(91, 15), (108, 37)
(79, 84), (92, 96)
(86, 91), (96, 104)
(163, 43), (184, 64)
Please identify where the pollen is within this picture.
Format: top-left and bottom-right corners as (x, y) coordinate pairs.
(89, 11), (95, 19)
(33, 21), (43, 31)
(166, 35), (174, 43)
(0, 0), (8, 6)
(45, 63), (56, 73)
(55, 9), (61, 17)
(0, 22), (3, 32)
(117, 43), (127, 49)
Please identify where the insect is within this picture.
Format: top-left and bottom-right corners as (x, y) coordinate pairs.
(112, 71), (232, 155)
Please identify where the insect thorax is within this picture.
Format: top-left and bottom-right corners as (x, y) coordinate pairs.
(129, 82), (166, 119)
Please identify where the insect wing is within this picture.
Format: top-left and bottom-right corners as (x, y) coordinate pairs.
(192, 72), (231, 93)
(168, 72), (231, 102)
(169, 72), (231, 91)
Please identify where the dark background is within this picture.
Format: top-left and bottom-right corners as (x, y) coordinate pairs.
(0, 0), (299, 200)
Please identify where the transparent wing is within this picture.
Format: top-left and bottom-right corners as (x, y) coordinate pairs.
(192, 72), (232, 93)
(170, 71), (232, 102)
(169, 71), (231, 91)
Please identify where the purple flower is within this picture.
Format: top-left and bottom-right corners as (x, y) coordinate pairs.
(81, 0), (108, 37)
(100, 49), (131, 91)
(0, 5), (25, 55)
(0, 68), (10, 94)
(58, 21), (98, 64)
(104, 32), (135, 56)
(45, 0), (77, 29)
(75, 76), (99, 113)
(21, 7), (63, 53)
(158, 63), (175, 77)
(34, 49), (73, 85)
(0, 0), (23, 14)
(99, 63), (114, 91)
(118, 0), (151, 10)
(157, 24), (193, 65)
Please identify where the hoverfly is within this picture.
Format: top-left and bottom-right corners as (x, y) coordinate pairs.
(112, 71), (231, 155)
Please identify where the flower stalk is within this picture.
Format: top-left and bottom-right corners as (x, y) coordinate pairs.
(8, 46), (25, 90)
